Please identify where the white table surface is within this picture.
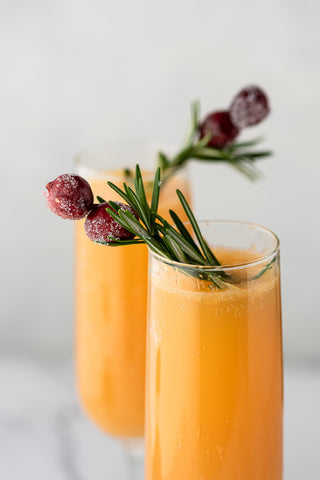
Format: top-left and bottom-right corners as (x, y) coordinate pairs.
(0, 358), (319, 480)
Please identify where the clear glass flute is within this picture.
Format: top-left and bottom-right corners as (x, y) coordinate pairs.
(146, 220), (283, 480)
(74, 143), (190, 479)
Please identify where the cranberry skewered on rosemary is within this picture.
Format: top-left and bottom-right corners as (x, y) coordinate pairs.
(45, 164), (275, 286)
(149, 85), (272, 183)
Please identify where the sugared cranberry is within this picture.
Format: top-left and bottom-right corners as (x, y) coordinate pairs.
(199, 110), (240, 148)
(85, 202), (137, 243)
(230, 86), (270, 128)
(45, 174), (94, 220)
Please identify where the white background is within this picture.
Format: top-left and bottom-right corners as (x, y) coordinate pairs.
(1, 0), (319, 362)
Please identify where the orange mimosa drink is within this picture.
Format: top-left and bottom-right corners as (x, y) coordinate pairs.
(146, 221), (282, 480)
(75, 146), (190, 438)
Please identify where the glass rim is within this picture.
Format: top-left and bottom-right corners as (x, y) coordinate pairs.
(149, 219), (280, 272)
(74, 140), (177, 181)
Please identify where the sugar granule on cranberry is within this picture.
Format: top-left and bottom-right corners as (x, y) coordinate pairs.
(85, 202), (137, 243)
(198, 110), (240, 149)
(45, 174), (94, 220)
(230, 85), (270, 128)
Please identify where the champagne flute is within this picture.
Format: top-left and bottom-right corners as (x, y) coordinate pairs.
(74, 143), (191, 479)
(146, 220), (282, 479)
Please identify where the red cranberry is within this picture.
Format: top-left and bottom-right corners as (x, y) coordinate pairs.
(85, 202), (137, 243)
(45, 174), (94, 220)
(230, 85), (270, 128)
(199, 110), (240, 148)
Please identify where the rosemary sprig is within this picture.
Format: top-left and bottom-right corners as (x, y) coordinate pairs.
(102, 165), (232, 288)
(252, 255), (277, 280)
(157, 101), (271, 183)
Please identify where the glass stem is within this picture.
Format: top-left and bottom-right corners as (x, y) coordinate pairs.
(122, 439), (144, 480)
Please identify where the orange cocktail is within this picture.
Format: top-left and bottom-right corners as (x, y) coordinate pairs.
(146, 221), (282, 480)
(75, 151), (190, 438)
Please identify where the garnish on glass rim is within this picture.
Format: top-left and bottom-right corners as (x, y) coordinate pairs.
(45, 166), (276, 288)
(123, 85), (272, 184)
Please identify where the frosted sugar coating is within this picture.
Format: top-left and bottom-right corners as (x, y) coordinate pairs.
(45, 173), (94, 220)
(84, 202), (136, 243)
(230, 85), (269, 128)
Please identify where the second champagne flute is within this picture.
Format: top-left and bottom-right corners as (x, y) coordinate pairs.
(74, 143), (191, 475)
